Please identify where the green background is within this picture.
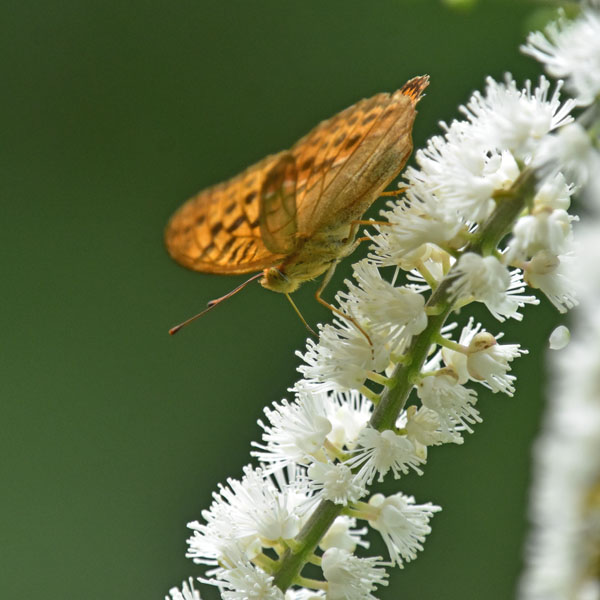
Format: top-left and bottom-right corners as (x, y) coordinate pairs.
(1, 1), (563, 598)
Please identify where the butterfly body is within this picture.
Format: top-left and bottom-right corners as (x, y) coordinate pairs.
(260, 224), (355, 293)
(165, 76), (429, 297)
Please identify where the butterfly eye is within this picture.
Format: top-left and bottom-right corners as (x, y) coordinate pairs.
(260, 266), (298, 294)
(266, 267), (289, 283)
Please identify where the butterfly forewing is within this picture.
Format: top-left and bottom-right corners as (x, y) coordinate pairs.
(292, 94), (386, 211)
(291, 91), (416, 236)
(165, 152), (289, 274)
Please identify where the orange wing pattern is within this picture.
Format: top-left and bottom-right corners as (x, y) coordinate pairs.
(291, 93), (389, 228)
(165, 153), (290, 274)
(291, 78), (428, 235)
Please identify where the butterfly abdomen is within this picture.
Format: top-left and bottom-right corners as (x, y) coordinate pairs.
(260, 223), (357, 293)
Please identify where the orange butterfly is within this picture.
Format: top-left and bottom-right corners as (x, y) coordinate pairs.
(165, 76), (428, 334)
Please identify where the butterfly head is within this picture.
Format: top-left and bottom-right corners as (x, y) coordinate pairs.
(260, 267), (300, 294)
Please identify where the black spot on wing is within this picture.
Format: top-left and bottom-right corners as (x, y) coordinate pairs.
(345, 133), (362, 149)
(362, 112), (377, 125)
(226, 215), (246, 233)
(333, 132), (346, 146)
(301, 157), (315, 170)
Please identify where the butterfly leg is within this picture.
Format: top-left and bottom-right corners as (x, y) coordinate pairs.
(344, 219), (394, 251)
(348, 219), (394, 236)
(379, 185), (407, 197)
(315, 261), (373, 348)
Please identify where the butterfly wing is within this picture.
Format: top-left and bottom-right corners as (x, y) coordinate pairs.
(165, 152), (292, 274)
(259, 152), (298, 254)
(291, 76), (429, 235)
(165, 76), (428, 277)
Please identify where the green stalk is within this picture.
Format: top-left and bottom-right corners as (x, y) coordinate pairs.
(273, 499), (339, 590)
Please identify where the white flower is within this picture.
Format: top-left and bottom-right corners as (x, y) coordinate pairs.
(441, 318), (482, 383)
(505, 208), (574, 264)
(401, 405), (464, 456)
(187, 502), (247, 566)
(166, 579), (201, 600)
(207, 548), (284, 600)
(523, 250), (578, 313)
(371, 197), (464, 268)
(465, 331), (526, 396)
(416, 371), (481, 433)
(319, 515), (368, 553)
(451, 253), (509, 305)
(522, 8), (600, 105)
(441, 319), (526, 396)
(347, 428), (425, 484)
(534, 122), (600, 188)
(321, 548), (388, 600)
(533, 172), (574, 212)
(486, 149), (522, 189)
(450, 253), (538, 321)
(407, 133), (507, 223)
(368, 492), (441, 566)
(296, 318), (389, 394)
(307, 461), (366, 505)
(459, 75), (575, 158)
(338, 260), (428, 352)
(325, 390), (373, 450)
(252, 393), (332, 472)
(187, 466), (308, 565)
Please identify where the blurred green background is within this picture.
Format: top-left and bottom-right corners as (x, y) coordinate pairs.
(1, 1), (564, 598)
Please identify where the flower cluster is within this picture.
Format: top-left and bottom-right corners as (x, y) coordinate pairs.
(519, 218), (600, 600)
(517, 3), (600, 598)
(167, 5), (600, 598)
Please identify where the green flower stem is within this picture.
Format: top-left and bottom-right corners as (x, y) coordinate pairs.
(253, 552), (279, 573)
(296, 576), (327, 591)
(370, 287), (455, 430)
(367, 371), (396, 388)
(272, 499), (339, 590)
(435, 335), (469, 354)
(360, 385), (380, 403)
(272, 172), (533, 592)
(323, 438), (349, 462)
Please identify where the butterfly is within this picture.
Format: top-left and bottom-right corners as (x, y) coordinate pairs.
(165, 75), (428, 334)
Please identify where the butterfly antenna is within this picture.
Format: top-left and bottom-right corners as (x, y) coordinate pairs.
(169, 272), (264, 335)
(285, 293), (317, 337)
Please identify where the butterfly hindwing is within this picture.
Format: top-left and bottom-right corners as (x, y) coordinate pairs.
(164, 152), (289, 274)
(259, 152), (298, 255)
